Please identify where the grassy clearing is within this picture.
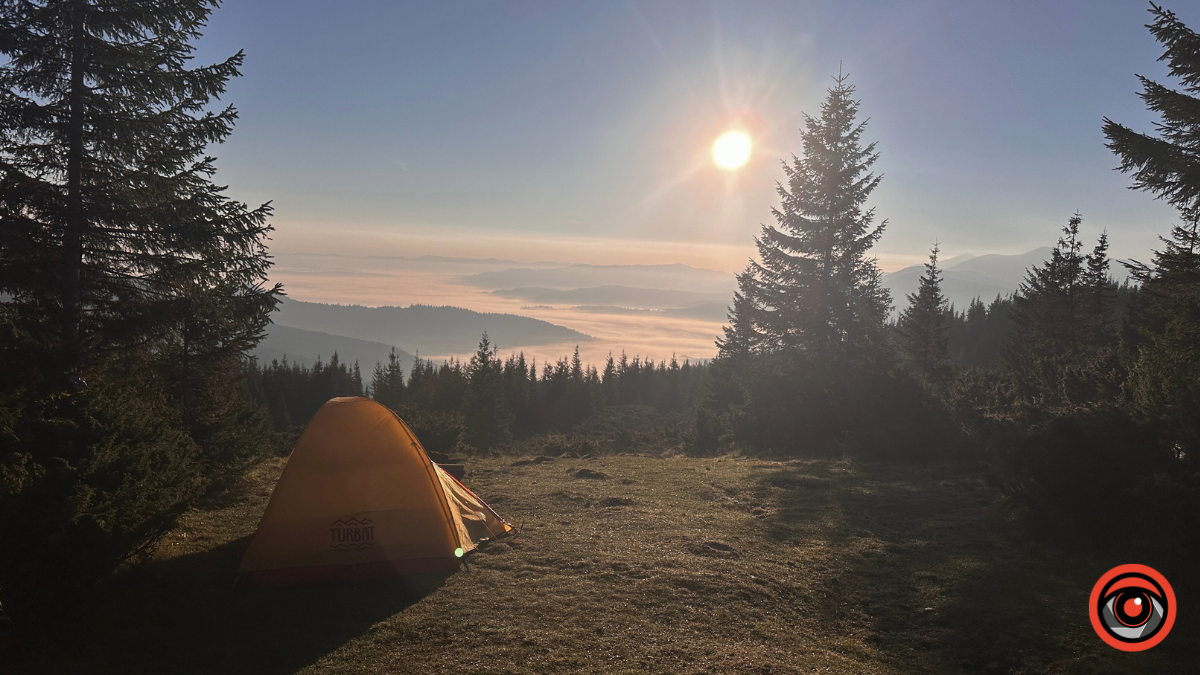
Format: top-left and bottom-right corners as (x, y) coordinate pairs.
(7, 452), (1196, 674)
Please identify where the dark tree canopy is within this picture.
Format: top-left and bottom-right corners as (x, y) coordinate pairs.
(1103, 3), (1200, 220)
(463, 332), (512, 451)
(0, 0), (280, 383)
(715, 267), (761, 360)
(710, 74), (898, 454)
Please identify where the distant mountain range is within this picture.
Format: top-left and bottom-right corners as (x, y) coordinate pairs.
(883, 248), (1052, 311)
(492, 285), (730, 310)
(254, 325), (414, 372)
(255, 251), (1061, 366)
(271, 298), (592, 356)
(461, 263), (737, 294)
(462, 253), (1060, 323)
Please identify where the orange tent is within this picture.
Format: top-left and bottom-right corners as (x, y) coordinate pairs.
(240, 397), (511, 586)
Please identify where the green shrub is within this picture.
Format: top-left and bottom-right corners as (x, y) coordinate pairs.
(986, 407), (1198, 558)
(0, 370), (202, 626)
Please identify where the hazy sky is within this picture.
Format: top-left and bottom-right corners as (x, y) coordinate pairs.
(196, 1), (1194, 273)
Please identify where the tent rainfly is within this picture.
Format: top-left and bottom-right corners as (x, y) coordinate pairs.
(239, 397), (512, 585)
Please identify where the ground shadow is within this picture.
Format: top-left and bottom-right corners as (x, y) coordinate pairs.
(9, 535), (451, 675)
(753, 462), (1199, 674)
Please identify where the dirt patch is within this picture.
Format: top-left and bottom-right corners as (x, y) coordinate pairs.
(599, 497), (634, 507)
(549, 491), (586, 504)
(689, 540), (739, 558)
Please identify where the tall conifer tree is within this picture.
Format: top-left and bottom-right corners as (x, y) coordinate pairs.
(1103, 5), (1200, 445)
(0, 0), (278, 623)
(1007, 214), (1089, 363)
(748, 73), (890, 367)
(1124, 215), (1200, 428)
(464, 333), (511, 451)
(716, 268), (763, 360)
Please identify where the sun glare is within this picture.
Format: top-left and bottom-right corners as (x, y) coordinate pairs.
(713, 131), (751, 170)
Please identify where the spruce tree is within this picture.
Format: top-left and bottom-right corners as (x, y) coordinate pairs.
(1103, 4), (1200, 221)
(1104, 4), (1200, 453)
(749, 73), (891, 366)
(1124, 212), (1200, 448)
(601, 353), (618, 406)
(1081, 231), (1118, 340)
(463, 333), (511, 451)
(897, 244), (950, 382)
(0, 0), (277, 623)
(710, 268), (761, 413)
(502, 352), (534, 438)
(1004, 214), (1118, 407)
(369, 348), (406, 411)
(1007, 214), (1088, 360)
(0, 0), (280, 383)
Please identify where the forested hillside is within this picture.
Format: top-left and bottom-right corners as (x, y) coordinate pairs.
(253, 324), (415, 372)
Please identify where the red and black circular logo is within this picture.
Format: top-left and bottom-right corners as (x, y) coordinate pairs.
(1089, 564), (1176, 651)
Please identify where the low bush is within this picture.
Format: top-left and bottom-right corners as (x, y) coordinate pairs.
(0, 370), (201, 627)
(985, 406), (1199, 558)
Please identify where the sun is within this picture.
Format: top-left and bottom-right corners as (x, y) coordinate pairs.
(713, 131), (751, 170)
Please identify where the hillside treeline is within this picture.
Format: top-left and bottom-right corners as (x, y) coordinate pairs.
(245, 341), (709, 455)
(701, 7), (1200, 560)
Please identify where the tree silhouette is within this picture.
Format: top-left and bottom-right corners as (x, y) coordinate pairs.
(898, 244), (951, 383)
(0, 0), (280, 385)
(747, 73), (891, 367)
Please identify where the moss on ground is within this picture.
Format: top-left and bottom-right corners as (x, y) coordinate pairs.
(6, 453), (1196, 674)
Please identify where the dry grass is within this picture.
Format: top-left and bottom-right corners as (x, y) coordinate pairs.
(9, 453), (1196, 674)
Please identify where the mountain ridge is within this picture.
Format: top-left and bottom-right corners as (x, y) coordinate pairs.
(254, 325), (415, 373)
(883, 247), (1054, 311)
(272, 298), (593, 356)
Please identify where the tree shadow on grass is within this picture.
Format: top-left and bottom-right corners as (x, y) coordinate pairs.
(11, 535), (451, 675)
(752, 462), (1198, 674)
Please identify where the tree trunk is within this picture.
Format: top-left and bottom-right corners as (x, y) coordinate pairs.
(63, 0), (86, 376)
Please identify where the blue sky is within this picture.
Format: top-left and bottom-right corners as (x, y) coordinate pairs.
(195, 1), (1194, 272)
